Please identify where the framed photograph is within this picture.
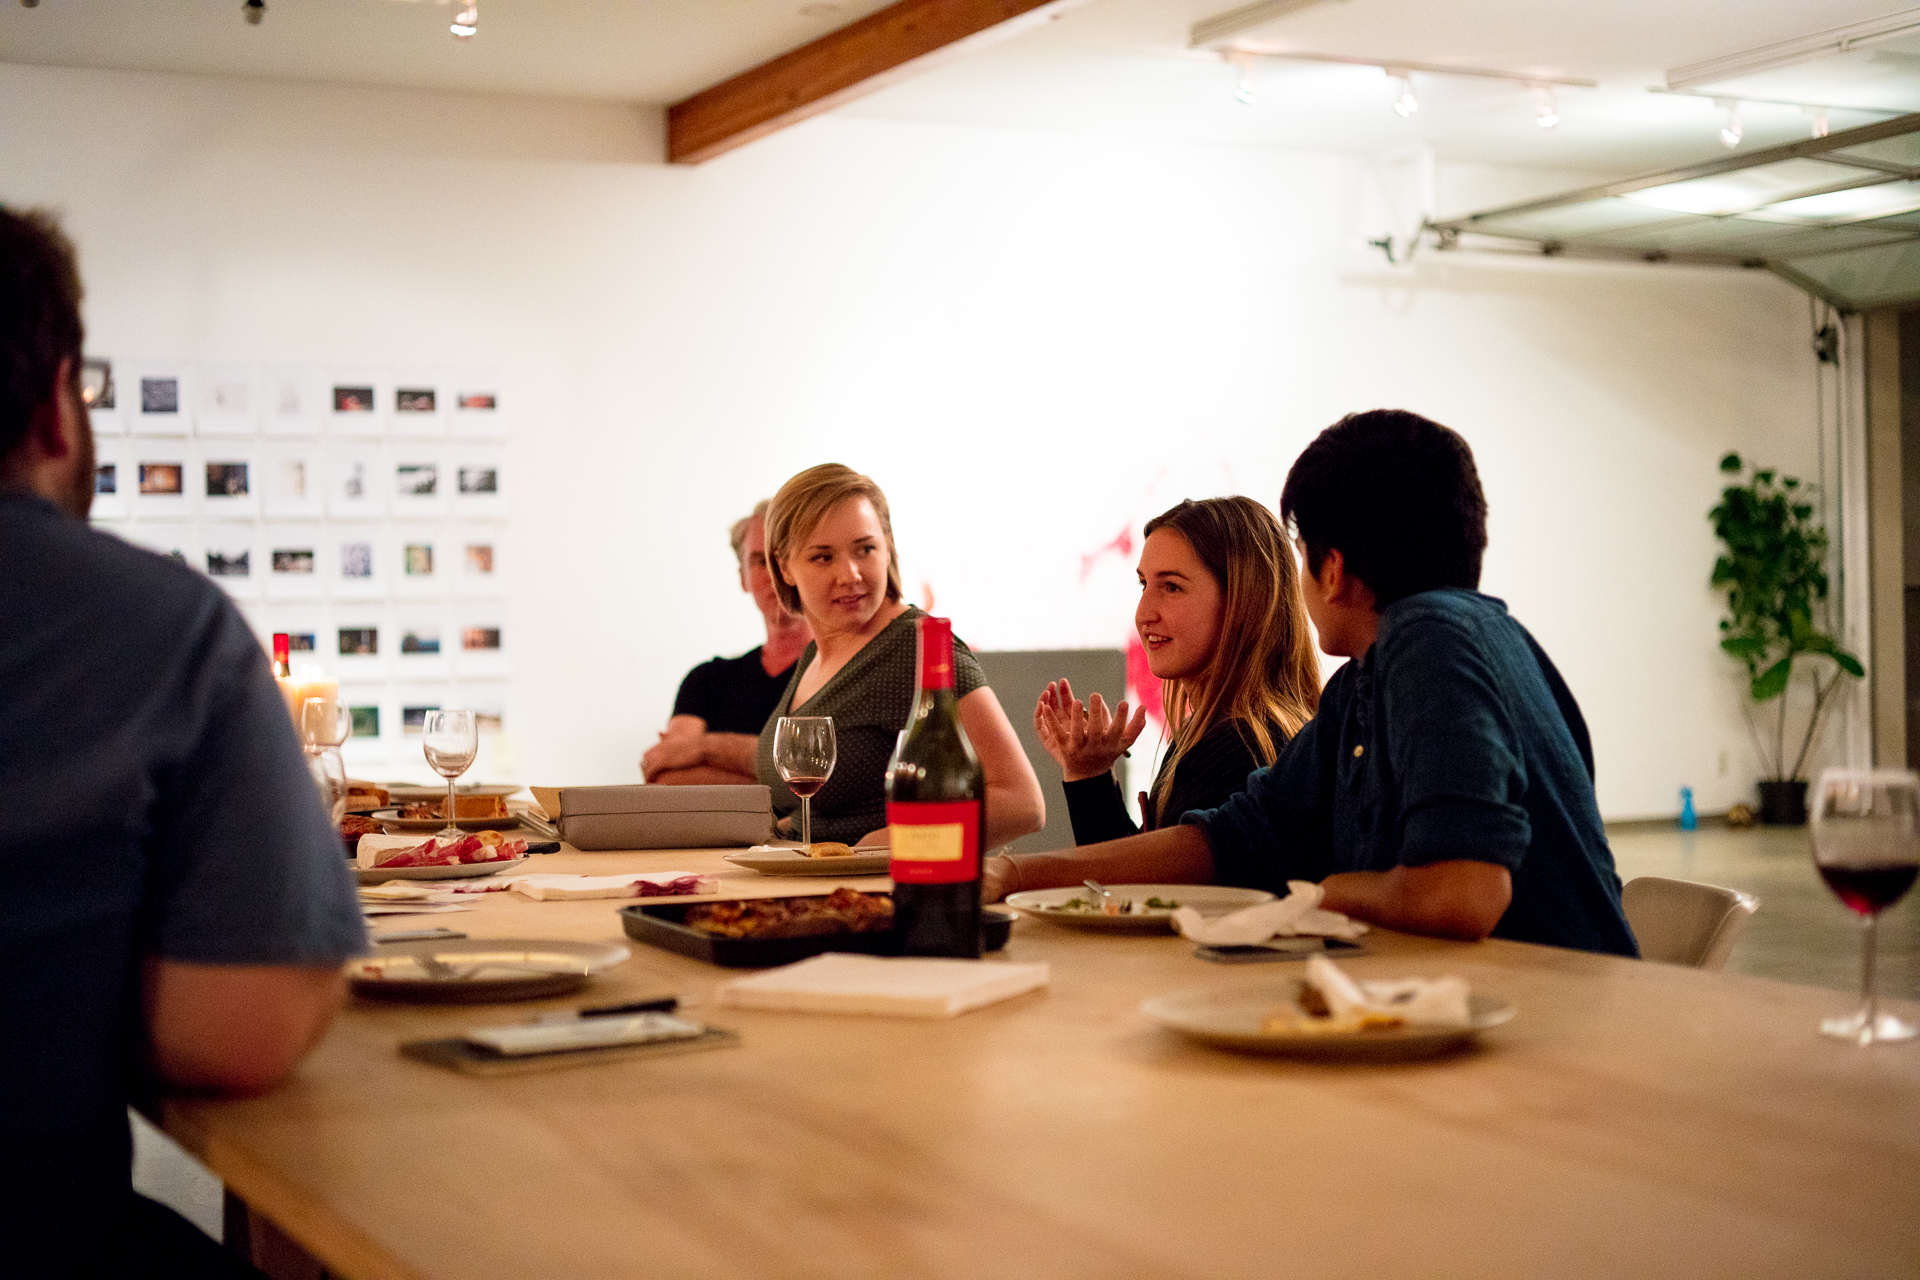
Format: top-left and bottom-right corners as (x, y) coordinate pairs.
(201, 454), (259, 518)
(449, 447), (504, 517)
(265, 523), (324, 601)
(390, 377), (444, 438)
(126, 364), (193, 437)
(454, 613), (507, 677)
(447, 375), (504, 439)
(84, 356), (122, 436)
(125, 522), (198, 568)
(454, 680), (510, 777)
(89, 440), (125, 520)
(262, 367), (322, 438)
(395, 615), (450, 678)
(195, 366), (260, 438)
(394, 531), (445, 598)
(335, 616), (387, 679)
(329, 525), (387, 601)
(328, 377), (384, 439)
(201, 524), (261, 601)
(339, 683), (390, 768)
(390, 456), (445, 519)
(257, 608), (327, 670)
(260, 444), (324, 519)
(325, 447), (388, 519)
(397, 685), (447, 739)
(132, 448), (196, 517)
(449, 524), (504, 596)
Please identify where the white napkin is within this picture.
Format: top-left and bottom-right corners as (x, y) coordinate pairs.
(1171, 881), (1368, 944)
(1306, 954), (1471, 1027)
(506, 872), (717, 901)
(717, 953), (1049, 1018)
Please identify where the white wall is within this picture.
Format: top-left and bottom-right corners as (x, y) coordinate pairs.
(0, 61), (1829, 818)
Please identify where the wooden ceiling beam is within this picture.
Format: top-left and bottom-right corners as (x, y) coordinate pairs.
(667, 0), (1086, 165)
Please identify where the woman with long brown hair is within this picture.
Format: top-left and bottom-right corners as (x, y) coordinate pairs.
(1031, 496), (1319, 844)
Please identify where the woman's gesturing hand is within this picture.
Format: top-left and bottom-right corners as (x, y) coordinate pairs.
(1033, 678), (1148, 783)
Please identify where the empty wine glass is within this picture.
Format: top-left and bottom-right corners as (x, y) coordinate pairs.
(773, 716), (836, 847)
(1809, 767), (1920, 1046)
(422, 709), (479, 839)
(301, 696), (350, 754)
(308, 744), (348, 828)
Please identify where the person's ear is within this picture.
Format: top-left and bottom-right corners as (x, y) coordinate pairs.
(27, 356), (81, 461)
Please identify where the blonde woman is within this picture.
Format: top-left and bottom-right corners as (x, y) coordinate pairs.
(754, 463), (1044, 849)
(990, 497), (1318, 891)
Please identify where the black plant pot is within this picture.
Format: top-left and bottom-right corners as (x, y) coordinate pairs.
(1757, 780), (1809, 826)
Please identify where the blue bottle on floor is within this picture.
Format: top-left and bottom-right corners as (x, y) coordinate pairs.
(1678, 786), (1697, 831)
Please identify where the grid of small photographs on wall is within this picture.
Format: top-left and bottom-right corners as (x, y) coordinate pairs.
(87, 362), (510, 775)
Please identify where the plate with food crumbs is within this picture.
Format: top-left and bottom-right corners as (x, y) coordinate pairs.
(351, 938), (630, 1003)
(1004, 885), (1274, 933)
(1139, 979), (1514, 1060)
(723, 845), (892, 877)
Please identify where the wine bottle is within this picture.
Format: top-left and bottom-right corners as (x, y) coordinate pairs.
(886, 615), (984, 959)
(271, 632), (291, 679)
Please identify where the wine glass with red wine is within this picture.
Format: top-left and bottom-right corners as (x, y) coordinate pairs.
(1809, 767), (1920, 1045)
(773, 716), (836, 848)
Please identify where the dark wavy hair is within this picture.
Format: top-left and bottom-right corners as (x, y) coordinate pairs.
(1279, 409), (1487, 606)
(0, 206), (84, 458)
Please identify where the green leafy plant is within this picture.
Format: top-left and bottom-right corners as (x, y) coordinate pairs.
(1710, 452), (1864, 782)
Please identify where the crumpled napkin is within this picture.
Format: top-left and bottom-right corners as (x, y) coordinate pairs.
(506, 872), (717, 901)
(1171, 880), (1368, 944)
(1305, 953), (1471, 1027)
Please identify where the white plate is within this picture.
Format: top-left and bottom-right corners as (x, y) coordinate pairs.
(1004, 884), (1275, 933)
(350, 937), (629, 1003)
(1140, 980), (1515, 1060)
(723, 847), (892, 877)
(383, 783), (522, 803)
(355, 856), (526, 884)
(370, 807), (524, 834)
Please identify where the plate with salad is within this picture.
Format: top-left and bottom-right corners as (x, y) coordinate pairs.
(1003, 884), (1275, 933)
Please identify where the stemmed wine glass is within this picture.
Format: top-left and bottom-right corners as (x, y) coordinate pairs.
(422, 709), (480, 840)
(1809, 767), (1920, 1046)
(773, 716), (836, 848)
(302, 697), (351, 826)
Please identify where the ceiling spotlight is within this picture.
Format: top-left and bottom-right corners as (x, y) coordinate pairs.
(1808, 107), (1830, 138)
(451, 3), (477, 38)
(243, 0), (264, 25)
(1391, 73), (1418, 118)
(1717, 98), (1742, 149)
(1229, 54), (1257, 105)
(1532, 85), (1559, 130)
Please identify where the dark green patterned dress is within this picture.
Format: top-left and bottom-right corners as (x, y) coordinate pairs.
(755, 606), (986, 844)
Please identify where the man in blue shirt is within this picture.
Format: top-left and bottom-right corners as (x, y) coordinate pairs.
(985, 410), (1636, 957)
(0, 206), (369, 1275)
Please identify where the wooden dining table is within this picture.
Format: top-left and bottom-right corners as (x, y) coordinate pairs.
(162, 844), (1920, 1280)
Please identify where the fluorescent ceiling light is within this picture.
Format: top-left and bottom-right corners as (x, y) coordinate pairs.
(1745, 182), (1920, 224)
(1619, 160), (1873, 216)
(1667, 8), (1920, 91)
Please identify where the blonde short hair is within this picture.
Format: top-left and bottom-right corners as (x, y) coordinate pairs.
(765, 463), (903, 616)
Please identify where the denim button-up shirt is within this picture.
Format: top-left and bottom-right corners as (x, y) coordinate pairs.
(1188, 588), (1637, 957)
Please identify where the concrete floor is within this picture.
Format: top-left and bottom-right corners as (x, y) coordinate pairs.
(1609, 822), (1920, 1002)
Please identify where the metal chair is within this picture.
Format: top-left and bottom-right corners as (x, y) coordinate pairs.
(1621, 876), (1760, 971)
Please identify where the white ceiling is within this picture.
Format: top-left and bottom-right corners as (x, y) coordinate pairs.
(3, 0), (1919, 177)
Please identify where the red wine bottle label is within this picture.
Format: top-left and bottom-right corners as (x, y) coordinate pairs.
(886, 800), (979, 884)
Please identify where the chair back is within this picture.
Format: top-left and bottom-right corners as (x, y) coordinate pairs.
(1621, 875), (1759, 971)
(972, 649), (1128, 854)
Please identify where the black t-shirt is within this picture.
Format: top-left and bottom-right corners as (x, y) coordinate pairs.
(672, 646), (797, 736)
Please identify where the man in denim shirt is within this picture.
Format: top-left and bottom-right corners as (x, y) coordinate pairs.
(985, 410), (1636, 956)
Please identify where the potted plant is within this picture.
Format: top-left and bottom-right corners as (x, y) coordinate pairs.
(1709, 453), (1864, 824)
